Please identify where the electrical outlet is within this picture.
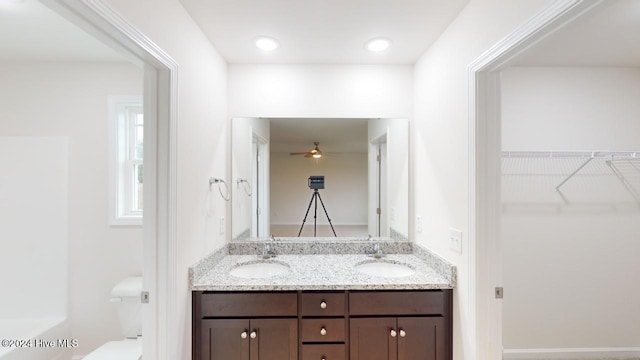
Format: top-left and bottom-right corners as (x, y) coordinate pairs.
(219, 217), (225, 235)
(391, 208), (396, 221)
(416, 215), (422, 233)
(449, 228), (462, 253)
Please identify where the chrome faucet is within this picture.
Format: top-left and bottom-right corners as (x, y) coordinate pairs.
(261, 243), (277, 259)
(367, 243), (383, 259)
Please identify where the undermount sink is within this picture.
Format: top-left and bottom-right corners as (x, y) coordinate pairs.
(355, 261), (414, 278)
(228, 261), (290, 279)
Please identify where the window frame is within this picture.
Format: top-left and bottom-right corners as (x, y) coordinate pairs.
(109, 95), (144, 226)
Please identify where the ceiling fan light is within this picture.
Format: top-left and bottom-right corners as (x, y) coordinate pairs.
(313, 153), (322, 159)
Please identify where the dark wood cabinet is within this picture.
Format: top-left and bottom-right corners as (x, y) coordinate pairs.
(200, 319), (249, 360)
(349, 291), (451, 360)
(199, 318), (297, 360)
(193, 290), (452, 360)
(350, 317), (447, 360)
(397, 317), (447, 360)
(350, 317), (397, 360)
(193, 292), (298, 360)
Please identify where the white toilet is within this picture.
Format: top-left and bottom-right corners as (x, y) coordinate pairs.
(84, 276), (143, 360)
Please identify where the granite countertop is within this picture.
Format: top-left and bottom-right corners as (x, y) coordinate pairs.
(189, 240), (456, 291)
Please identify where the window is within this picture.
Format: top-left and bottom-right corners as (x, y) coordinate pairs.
(109, 96), (143, 226)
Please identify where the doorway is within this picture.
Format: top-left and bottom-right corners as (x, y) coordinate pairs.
(34, 1), (179, 359)
(499, 1), (640, 358)
(470, 1), (640, 359)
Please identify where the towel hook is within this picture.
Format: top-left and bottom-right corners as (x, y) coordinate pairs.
(236, 178), (252, 196)
(209, 177), (230, 201)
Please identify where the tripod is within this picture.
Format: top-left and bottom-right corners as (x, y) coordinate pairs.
(298, 189), (337, 237)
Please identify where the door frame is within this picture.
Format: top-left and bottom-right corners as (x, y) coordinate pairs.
(41, 0), (179, 359)
(369, 132), (388, 237)
(468, 0), (604, 359)
(251, 131), (269, 237)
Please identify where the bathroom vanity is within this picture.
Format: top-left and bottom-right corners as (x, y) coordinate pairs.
(190, 239), (456, 360)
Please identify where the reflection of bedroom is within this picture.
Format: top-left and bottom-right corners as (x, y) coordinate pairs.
(230, 117), (409, 240)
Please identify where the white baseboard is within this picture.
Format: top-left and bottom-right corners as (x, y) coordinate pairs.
(503, 347), (640, 360)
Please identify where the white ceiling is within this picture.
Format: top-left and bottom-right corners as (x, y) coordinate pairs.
(515, 0), (640, 67)
(179, 0), (470, 64)
(0, 0), (125, 62)
(270, 118), (368, 153)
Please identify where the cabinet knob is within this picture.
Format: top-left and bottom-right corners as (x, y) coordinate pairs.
(240, 331), (248, 339)
(320, 327), (327, 336)
(399, 329), (406, 337)
(250, 331), (257, 339)
(390, 329), (397, 337)
(320, 301), (327, 309)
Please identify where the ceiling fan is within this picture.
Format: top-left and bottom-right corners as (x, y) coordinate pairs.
(290, 141), (323, 159)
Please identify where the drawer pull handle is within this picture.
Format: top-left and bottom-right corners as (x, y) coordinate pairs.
(250, 331), (257, 339)
(320, 327), (327, 336)
(390, 329), (397, 337)
(320, 301), (327, 309)
(399, 329), (406, 337)
(240, 331), (248, 339)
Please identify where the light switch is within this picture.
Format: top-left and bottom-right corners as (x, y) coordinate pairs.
(449, 228), (462, 253)
(219, 217), (225, 235)
(416, 215), (422, 233)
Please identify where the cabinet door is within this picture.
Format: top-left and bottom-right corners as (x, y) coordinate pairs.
(397, 317), (447, 360)
(350, 318), (397, 360)
(249, 318), (298, 360)
(201, 319), (250, 360)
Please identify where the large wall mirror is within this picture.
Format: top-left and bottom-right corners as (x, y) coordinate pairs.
(231, 117), (409, 241)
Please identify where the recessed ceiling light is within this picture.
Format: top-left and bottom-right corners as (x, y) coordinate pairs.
(366, 38), (391, 52)
(255, 36), (279, 51)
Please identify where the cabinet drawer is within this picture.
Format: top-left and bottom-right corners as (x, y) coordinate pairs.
(301, 292), (346, 317)
(349, 291), (445, 316)
(301, 318), (345, 342)
(198, 292), (297, 317)
(302, 344), (346, 360)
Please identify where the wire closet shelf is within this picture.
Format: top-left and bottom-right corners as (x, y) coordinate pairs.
(501, 151), (640, 211)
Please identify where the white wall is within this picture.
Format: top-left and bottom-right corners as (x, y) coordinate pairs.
(0, 137), (68, 320)
(228, 64), (413, 118)
(502, 67), (640, 151)
(98, 1), (229, 358)
(500, 66), (640, 349)
(412, 1), (553, 359)
(270, 152), (368, 226)
(0, 63), (143, 356)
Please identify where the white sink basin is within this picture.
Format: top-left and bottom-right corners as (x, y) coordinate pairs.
(355, 261), (414, 278)
(229, 261), (290, 279)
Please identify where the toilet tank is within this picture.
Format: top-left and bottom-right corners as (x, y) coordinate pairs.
(110, 276), (143, 338)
